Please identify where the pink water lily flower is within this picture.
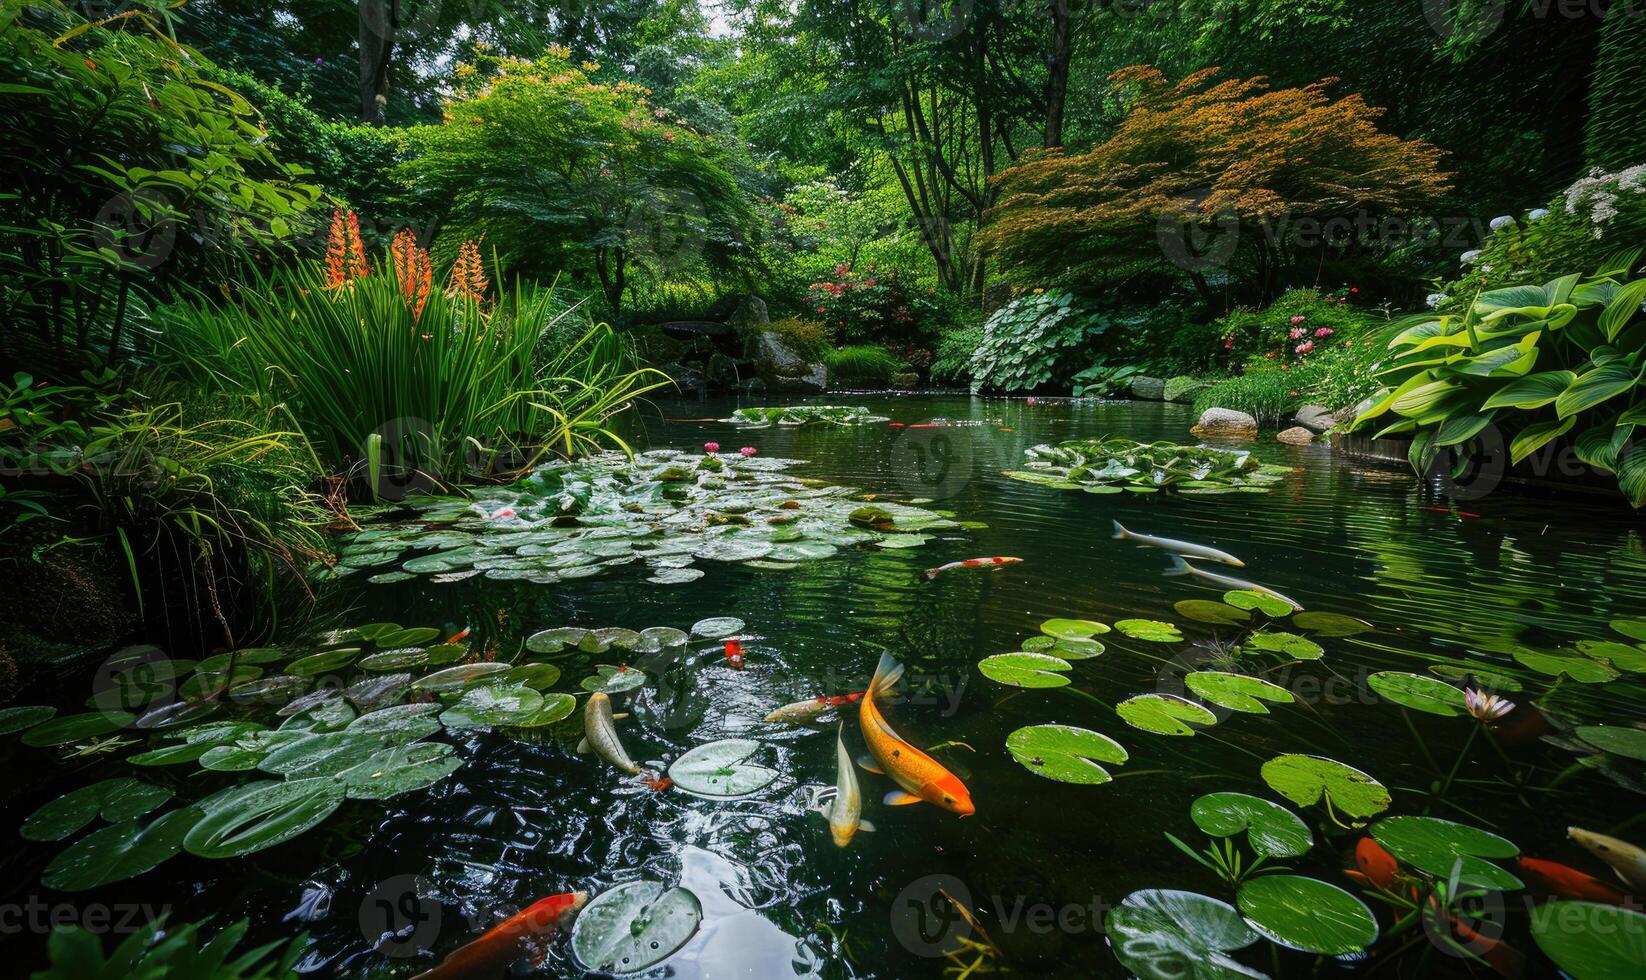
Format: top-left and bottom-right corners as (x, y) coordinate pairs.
(739, 446), (757, 457)
(1465, 687), (1515, 722)
(704, 441), (720, 453)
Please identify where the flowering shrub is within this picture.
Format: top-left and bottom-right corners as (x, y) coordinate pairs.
(807, 265), (936, 346)
(1215, 288), (1371, 369)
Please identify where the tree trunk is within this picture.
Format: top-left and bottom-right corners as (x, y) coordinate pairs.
(359, 0), (395, 125)
(1043, 0), (1073, 148)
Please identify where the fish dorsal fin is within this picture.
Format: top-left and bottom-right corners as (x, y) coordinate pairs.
(575, 737), (590, 754)
(857, 753), (885, 776)
(884, 790), (922, 806)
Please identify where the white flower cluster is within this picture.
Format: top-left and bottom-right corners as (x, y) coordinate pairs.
(1563, 165), (1646, 239)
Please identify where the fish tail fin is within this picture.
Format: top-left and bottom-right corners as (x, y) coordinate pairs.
(869, 652), (905, 697)
(924, 567), (941, 580)
(1163, 555), (1193, 577)
(1112, 521), (1128, 540)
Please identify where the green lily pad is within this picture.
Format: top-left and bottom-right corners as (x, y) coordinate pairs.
(358, 647), (430, 672)
(514, 693), (578, 728)
(184, 778), (345, 858)
(286, 648), (361, 677)
(667, 738), (779, 798)
(640, 627), (689, 649)
(1021, 635), (1056, 653)
(0, 705), (58, 735)
(502, 663), (563, 690)
(1289, 612), (1372, 637)
(1242, 631), (1323, 661)
(1260, 755), (1390, 820)
(1236, 875), (1377, 954)
(1184, 673), (1295, 714)
(1610, 619), (1646, 642)
(1191, 792), (1312, 858)
(21, 778), (175, 841)
(348, 703), (442, 734)
(977, 653), (1072, 689)
(1105, 889), (1264, 980)
(1370, 816), (1521, 891)
(526, 627), (590, 654)
(1005, 725), (1128, 784)
(21, 711), (134, 747)
(1115, 620), (1185, 643)
(1117, 694), (1217, 736)
(1174, 601), (1252, 627)
(1367, 672), (1467, 717)
(570, 880), (703, 975)
(1040, 618), (1111, 639)
(1427, 665), (1523, 693)
(1576, 726), (1646, 761)
(1576, 640), (1646, 672)
(375, 627), (442, 647)
(1531, 901), (1646, 979)
(259, 730), (408, 779)
(414, 663), (512, 693)
(440, 685), (546, 728)
(1514, 648), (1619, 683)
(690, 617), (745, 639)
(1224, 591), (1294, 617)
(42, 807), (201, 891)
(339, 742), (462, 800)
(580, 665), (647, 694)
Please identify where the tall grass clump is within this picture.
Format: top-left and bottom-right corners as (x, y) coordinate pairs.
(162, 217), (669, 496)
(825, 344), (903, 387)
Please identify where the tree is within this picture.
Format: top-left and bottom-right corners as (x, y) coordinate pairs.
(980, 67), (1451, 306)
(396, 49), (759, 308)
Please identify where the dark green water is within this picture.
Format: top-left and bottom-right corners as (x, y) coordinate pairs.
(8, 393), (1646, 977)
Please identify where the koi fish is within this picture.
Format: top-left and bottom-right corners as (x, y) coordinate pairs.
(1355, 837), (1400, 890)
(764, 692), (865, 725)
(1163, 556), (1303, 611)
(724, 638), (744, 670)
(1569, 827), (1646, 891)
(447, 626), (472, 644)
(576, 692), (640, 774)
(642, 774), (673, 792)
(858, 653), (974, 815)
(888, 422), (906, 429)
(925, 556), (1023, 580)
(411, 891), (588, 980)
(1112, 522), (1245, 567)
(812, 724), (875, 847)
(1516, 857), (1632, 905)
(1419, 506), (1482, 518)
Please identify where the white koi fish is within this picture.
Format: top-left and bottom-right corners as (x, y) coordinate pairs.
(1113, 521), (1245, 566)
(925, 556), (1023, 580)
(1570, 827), (1646, 891)
(1164, 556), (1303, 611)
(812, 724), (875, 847)
(576, 692), (639, 774)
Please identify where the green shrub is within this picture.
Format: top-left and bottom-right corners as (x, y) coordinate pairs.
(762, 317), (833, 363)
(1164, 376), (1211, 403)
(1070, 362), (1142, 397)
(1194, 342), (1385, 425)
(35, 916), (308, 980)
(930, 320), (984, 386)
(971, 290), (1110, 392)
(825, 345), (903, 386)
(1211, 289), (1378, 369)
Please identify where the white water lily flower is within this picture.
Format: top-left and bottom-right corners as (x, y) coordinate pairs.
(1465, 687), (1515, 722)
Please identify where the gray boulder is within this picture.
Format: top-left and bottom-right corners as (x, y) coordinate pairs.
(1129, 376), (1167, 401)
(1277, 426), (1315, 446)
(1191, 407), (1259, 438)
(726, 295), (770, 335)
(752, 329), (809, 376)
(1294, 404), (1336, 434)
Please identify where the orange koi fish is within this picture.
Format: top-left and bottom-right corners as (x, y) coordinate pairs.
(924, 556), (1023, 580)
(724, 638), (744, 670)
(447, 626), (472, 644)
(858, 653), (974, 815)
(1516, 857), (1632, 906)
(764, 692), (865, 725)
(411, 891), (587, 980)
(1355, 837), (1400, 890)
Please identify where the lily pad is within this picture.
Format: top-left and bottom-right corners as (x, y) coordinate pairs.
(42, 807), (201, 891)
(526, 627), (590, 654)
(1610, 619), (1646, 642)
(0, 705), (57, 735)
(339, 742), (463, 800)
(1513, 648), (1619, 683)
(358, 647), (430, 672)
(1235, 875), (1377, 955)
(184, 779), (345, 858)
(1241, 632), (1323, 661)
(1115, 620), (1185, 643)
(1174, 601), (1252, 627)
(414, 663), (512, 693)
(375, 626), (442, 647)
(1427, 665), (1523, 693)
(1105, 889), (1264, 980)
(1260, 755), (1390, 821)
(667, 739), (779, 798)
(1040, 618), (1111, 639)
(1367, 672), (1467, 717)
(649, 568), (705, 585)
(580, 665), (647, 694)
(1005, 725), (1128, 784)
(440, 685), (546, 729)
(286, 648), (361, 677)
(1370, 816), (1521, 891)
(977, 653), (1072, 689)
(690, 617), (745, 640)
(570, 880), (703, 975)
(1224, 591), (1294, 617)
(1576, 640), (1646, 672)
(514, 693), (579, 728)
(1191, 792), (1312, 858)
(20, 711), (134, 747)
(1575, 726), (1646, 761)
(1051, 637), (1106, 660)
(1184, 673), (1294, 714)
(1117, 694), (1217, 736)
(1289, 612), (1372, 637)
(22, 778), (175, 841)
(1531, 900), (1646, 979)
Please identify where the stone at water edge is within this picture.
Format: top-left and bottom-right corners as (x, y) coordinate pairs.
(1294, 404), (1336, 434)
(1191, 407), (1259, 438)
(1277, 426), (1315, 446)
(750, 329), (827, 393)
(1128, 376), (1167, 401)
(726, 295), (770, 334)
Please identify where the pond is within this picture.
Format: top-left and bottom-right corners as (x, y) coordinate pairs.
(8, 393), (1646, 978)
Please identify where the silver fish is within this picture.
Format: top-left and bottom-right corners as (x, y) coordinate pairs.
(1164, 556), (1303, 611)
(814, 724), (874, 847)
(1569, 827), (1646, 891)
(1113, 521), (1245, 566)
(576, 691), (639, 774)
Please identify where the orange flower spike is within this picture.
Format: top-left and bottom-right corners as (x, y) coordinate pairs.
(324, 209), (348, 288)
(346, 211), (370, 279)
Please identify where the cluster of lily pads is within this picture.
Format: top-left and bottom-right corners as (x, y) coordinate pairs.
(1003, 438), (1294, 495)
(328, 450), (966, 586)
(720, 405), (890, 427)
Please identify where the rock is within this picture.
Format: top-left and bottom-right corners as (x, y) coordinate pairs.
(1128, 376), (1167, 401)
(891, 372), (921, 390)
(1190, 407), (1259, 438)
(1294, 404), (1336, 434)
(659, 363), (709, 397)
(1277, 426), (1315, 446)
(726, 295), (770, 335)
(752, 329), (809, 376)
(771, 363), (827, 393)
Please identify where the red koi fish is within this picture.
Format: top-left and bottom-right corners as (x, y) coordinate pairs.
(888, 422), (906, 429)
(724, 639), (744, 670)
(764, 692), (865, 725)
(642, 774), (673, 792)
(411, 891), (588, 980)
(925, 557), (1023, 580)
(1355, 837), (1400, 890)
(907, 423), (944, 429)
(1516, 857), (1633, 906)
(447, 626), (472, 644)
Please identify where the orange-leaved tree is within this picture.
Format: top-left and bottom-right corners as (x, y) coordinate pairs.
(980, 67), (1452, 305)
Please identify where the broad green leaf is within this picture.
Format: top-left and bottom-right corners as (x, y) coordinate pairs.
(1223, 591), (1293, 617)
(1510, 417), (1576, 464)
(1482, 370), (1577, 410)
(440, 685), (546, 728)
(1115, 619), (1184, 643)
(1371, 816), (1521, 891)
(1174, 600), (1252, 626)
(184, 779), (345, 859)
(20, 711), (133, 747)
(43, 808), (201, 891)
(667, 739), (778, 798)
(0, 705), (57, 735)
(1040, 618), (1111, 639)
(1366, 672), (1467, 716)
(1557, 364), (1636, 419)
(1575, 726), (1646, 761)
(1105, 889), (1264, 980)
(1260, 755), (1390, 820)
(1236, 876), (1377, 955)
(978, 653), (1073, 688)
(1191, 792), (1312, 858)
(1185, 673), (1295, 714)
(1531, 901), (1646, 979)
(1242, 631), (1323, 660)
(570, 880), (702, 975)
(21, 778), (174, 842)
(1005, 725), (1128, 784)
(1513, 648), (1619, 683)
(1117, 694), (1217, 736)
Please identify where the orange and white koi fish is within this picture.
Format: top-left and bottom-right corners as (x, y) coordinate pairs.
(858, 653), (974, 815)
(1355, 837), (1400, 890)
(812, 723), (874, 847)
(924, 556), (1023, 580)
(411, 891), (587, 980)
(1569, 827), (1646, 891)
(576, 692), (639, 774)
(1516, 857), (1633, 906)
(447, 626), (472, 644)
(764, 692), (865, 726)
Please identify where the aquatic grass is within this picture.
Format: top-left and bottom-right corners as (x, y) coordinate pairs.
(160, 248), (669, 496)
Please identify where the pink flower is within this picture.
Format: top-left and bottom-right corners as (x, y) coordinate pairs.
(1465, 687), (1515, 722)
(1289, 327), (1306, 340)
(1026, 396), (1038, 405)
(1315, 327), (1334, 338)
(1290, 315), (1307, 325)
(704, 442), (720, 453)
(739, 446), (757, 457)
(1350, 287), (1359, 294)
(1223, 337), (1234, 350)
(1295, 341), (1315, 355)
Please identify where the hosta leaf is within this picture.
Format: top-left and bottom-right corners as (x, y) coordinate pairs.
(1482, 370), (1577, 410)
(1557, 364), (1636, 419)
